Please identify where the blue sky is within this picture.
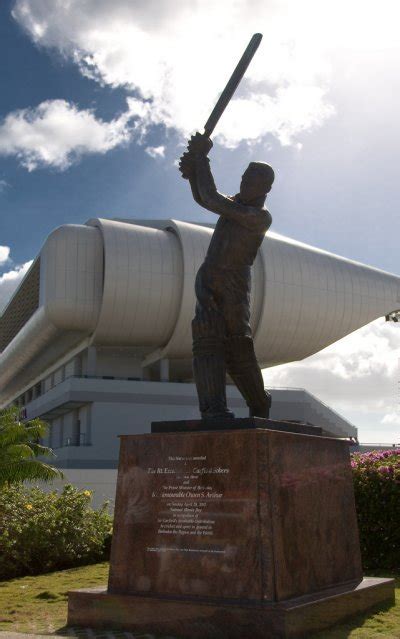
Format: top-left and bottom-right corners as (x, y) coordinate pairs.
(1, 0), (400, 443)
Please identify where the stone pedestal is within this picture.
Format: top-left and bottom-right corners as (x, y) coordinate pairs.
(68, 422), (395, 637)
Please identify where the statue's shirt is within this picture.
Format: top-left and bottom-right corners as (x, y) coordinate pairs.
(204, 201), (269, 270)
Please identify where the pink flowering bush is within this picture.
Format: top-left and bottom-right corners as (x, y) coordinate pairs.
(351, 449), (400, 570)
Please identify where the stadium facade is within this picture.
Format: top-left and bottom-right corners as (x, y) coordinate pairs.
(1, 218), (399, 505)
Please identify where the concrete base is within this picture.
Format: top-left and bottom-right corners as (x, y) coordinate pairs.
(68, 577), (395, 638)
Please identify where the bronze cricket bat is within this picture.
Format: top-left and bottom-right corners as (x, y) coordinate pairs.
(204, 33), (263, 137)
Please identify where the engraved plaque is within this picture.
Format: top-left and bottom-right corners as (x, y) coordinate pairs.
(108, 430), (263, 600)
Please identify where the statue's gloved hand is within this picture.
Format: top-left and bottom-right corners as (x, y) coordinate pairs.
(187, 132), (213, 156)
(178, 152), (195, 179)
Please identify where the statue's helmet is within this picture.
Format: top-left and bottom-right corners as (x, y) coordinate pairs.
(246, 162), (275, 193)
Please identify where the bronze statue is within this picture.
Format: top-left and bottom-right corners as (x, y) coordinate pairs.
(177, 33), (273, 420)
(179, 134), (274, 419)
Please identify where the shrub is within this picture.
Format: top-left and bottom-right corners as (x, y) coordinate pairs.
(351, 449), (400, 571)
(0, 484), (112, 580)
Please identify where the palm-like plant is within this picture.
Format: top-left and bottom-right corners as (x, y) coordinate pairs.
(0, 407), (64, 485)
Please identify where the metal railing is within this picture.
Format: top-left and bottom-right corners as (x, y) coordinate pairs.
(357, 442), (400, 448)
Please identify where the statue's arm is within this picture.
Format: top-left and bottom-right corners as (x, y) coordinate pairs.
(188, 172), (213, 210)
(179, 148), (215, 213)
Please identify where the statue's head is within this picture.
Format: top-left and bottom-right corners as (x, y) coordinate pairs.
(240, 162), (275, 203)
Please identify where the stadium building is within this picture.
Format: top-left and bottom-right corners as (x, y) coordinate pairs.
(1, 218), (399, 505)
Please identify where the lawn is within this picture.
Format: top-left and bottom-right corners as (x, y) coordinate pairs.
(0, 564), (398, 637)
(0, 562), (109, 635)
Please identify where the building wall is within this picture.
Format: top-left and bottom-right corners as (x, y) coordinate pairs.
(33, 469), (118, 510)
(0, 258), (40, 352)
(94, 349), (143, 379)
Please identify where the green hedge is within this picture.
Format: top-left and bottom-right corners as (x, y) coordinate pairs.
(0, 484), (112, 580)
(352, 449), (400, 571)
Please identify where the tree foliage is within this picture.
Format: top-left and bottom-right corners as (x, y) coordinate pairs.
(0, 407), (63, 485)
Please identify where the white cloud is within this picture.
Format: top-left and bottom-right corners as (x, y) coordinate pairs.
(145, 145), (165, 159)
(0, 260), (33, 313)
(0, 179), (9, 193)
(0, 247), (10, 265)
(12, 0), (340, 148)
(382, 412), (400, 425)
(265, 318), (400, 442)
(0, 99), (136, 171)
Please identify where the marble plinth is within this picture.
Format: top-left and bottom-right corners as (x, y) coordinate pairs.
(68, 424), (395, 637)
(68, 577), (395, 639)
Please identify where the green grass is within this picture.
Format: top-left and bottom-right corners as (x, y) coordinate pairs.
(0, 564), (398, 637)
(0, 562), (109, 635)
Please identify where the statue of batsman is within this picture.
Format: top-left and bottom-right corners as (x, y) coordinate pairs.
(178, 35), (274, 421)
(178, 34), (274, 421)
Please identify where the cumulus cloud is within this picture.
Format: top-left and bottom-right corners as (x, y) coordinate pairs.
(0, 99), (136, 171)
(0, 179), (9, 193)
(0, 260), (33, 313)
(12, 0), (339, 148)
(0, 247), (10, 265)
(145, 145), (165, 159)
(266, 318), (400, 442)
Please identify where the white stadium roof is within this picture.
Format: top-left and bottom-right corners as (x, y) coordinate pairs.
(1, 218), (399, 405)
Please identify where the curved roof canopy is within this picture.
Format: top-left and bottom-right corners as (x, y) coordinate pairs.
(0, 218), (399, 404)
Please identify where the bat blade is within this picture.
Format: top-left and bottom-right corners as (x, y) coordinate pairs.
(204, 33), (262, 137)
